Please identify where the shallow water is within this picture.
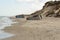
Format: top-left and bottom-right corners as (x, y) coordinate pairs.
(0, 16), (15, 39)
(0, 31), (15, 39)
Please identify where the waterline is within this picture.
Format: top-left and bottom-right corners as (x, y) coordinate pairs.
(0, 31), (15, 39)
(0, 17), (16, 39)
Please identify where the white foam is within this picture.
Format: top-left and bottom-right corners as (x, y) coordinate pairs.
(0, 17), (16, 39)
(0, 30), (4, 33)
(0, 17), (16, 30)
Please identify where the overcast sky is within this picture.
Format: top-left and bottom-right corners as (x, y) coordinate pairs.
(0, 0), (50, 16)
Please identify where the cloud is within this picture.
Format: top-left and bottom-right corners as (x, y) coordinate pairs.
(15, 0), (50, 14)
(16, 0), (50, 3)
(16, 0), (38, 2)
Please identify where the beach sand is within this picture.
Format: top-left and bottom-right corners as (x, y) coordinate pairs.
(2, 17), (60, 40)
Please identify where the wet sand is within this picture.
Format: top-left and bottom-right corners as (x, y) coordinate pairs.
(2, 17), (60, 40)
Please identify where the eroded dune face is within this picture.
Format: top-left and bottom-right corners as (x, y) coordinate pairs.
(42, 1), (60, 17)
(26, 1), (60, 20)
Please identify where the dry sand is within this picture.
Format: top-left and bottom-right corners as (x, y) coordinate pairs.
(2, 17), (60, 40)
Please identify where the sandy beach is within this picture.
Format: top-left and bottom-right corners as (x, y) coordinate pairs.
(2, 17), (60, 40)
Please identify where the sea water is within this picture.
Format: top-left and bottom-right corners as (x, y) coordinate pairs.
(0, 16), (15, 39)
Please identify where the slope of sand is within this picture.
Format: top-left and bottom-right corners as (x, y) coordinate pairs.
(2, 17), (60, 40)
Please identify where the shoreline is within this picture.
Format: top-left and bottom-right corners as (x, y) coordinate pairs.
(2, 18), (60, 40)
(0, 17), (17, 39)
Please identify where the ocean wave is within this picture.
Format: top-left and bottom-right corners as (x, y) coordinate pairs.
(0, 16), (15, 39)
(0, 17), (14, 30)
